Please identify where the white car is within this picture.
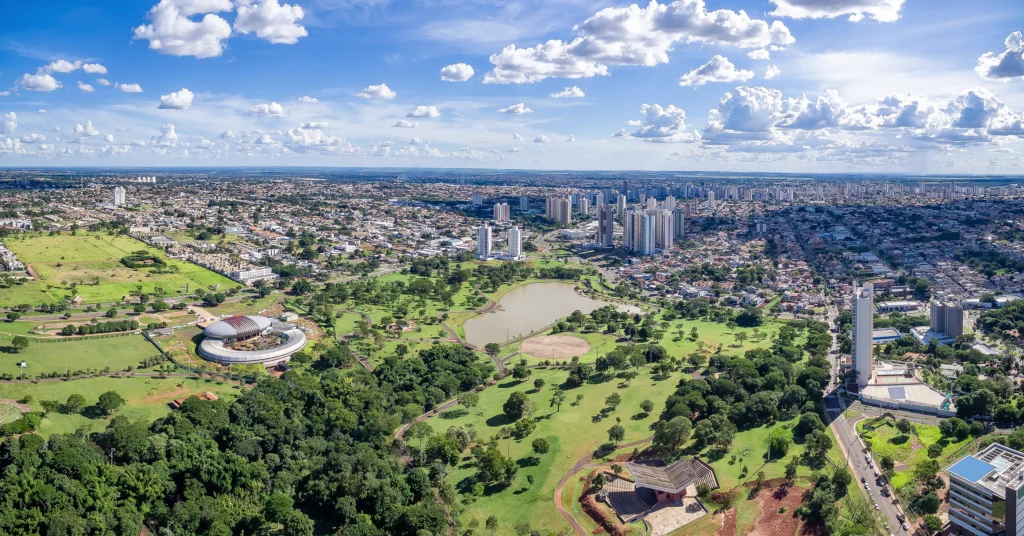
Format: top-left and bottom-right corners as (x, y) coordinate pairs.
(902, 522), (910, 531)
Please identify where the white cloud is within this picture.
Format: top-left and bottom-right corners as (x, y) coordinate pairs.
(249, 102), (286, 117)
(234, 0), (307, 45)
(159, 88), (195, 109)
(392, 119), (417, 128)
(153, 123), (179, 146)
(407, 105), (441, 118)
(508, 146), (523, 152)
(104, 134), (116, 143)
(629, 103), (700, 142)
(82, 63), (108, 74)
(440, 63), (475, 82)
(133, 0), (233, 58)
(21, 133), (45, 143)
(2, 113), (16, 134)
(300, 121), (328, 129)
(483, 0), (794, 84)
(551, 86), (585, 98)
(74, 121), (101, 137)
(116, 83), (144, 93)
(0, 92), (8, 97)
(976, 31), (1024, 81)
(358, 83), (396, 99)
(296, 95), (318, 103)
(17, 73), (61, 92)
(44, 60), (82, 73)
(748, 49), (770, 61)
(566, 134), (575, 142)
(680, 55), (754, 87)
(219, 129), (235, 138)
(513, 132), (524, 142)
(78, 81), (96, 92)
(38, 109), (46, 114)
(769, 0), (904, 22)
(498, 103), (533, 114)
(765, 65), (781, 80)
(96, 78), (111, 86)
(533, 135), (551, 143)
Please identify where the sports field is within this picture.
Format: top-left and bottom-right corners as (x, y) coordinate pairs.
(0, 332), (159, 377)
(0, 232), (236, 304)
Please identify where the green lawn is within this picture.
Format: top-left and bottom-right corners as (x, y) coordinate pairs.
(858, 417), (973, 492)
(658, 319), (796, 361)
(0, 232), (237, 305)
(0, 333), (159, 377)
(422, 367), (679, 534)
(0, 376), (241, 436)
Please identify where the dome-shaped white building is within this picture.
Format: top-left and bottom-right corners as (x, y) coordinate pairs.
(198, 315), (306, 367)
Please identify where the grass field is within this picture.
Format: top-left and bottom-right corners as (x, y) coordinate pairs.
(0, 332), (159, 377)
(0, 376), (241, 436)
(423, 367), (678, 534)
(659, 318), (800, 360)
(858, 417), (973, 491)
(0, 232), (237, 305)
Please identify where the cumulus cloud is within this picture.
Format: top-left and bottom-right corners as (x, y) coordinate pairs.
(96, 78), (111, 86)
(159, 88), (194, 109)
(219, 129), (235, 138)
(2, 113), (16, 134)
(483, 0), (794, 84)
(358, 83), (396, 99)
(249, 101), (286, 117)
(44, 60), (82, 73)
(17, 73), (61, 92)
(498, 103), (533, 114)
(300, 121), (327, 129)
(74, 121), (101, 137)
(21, 133), (45, 143)
(116, 83), (144, 93)
(133, 0), (233, 58)
(82, 63), (107, 74)
(440, 63), (475, 82)
(765, 65), (781, 80)
(508, 146), (523, 152)
(407, 105), (441, 118)
(769, 0), (904, 22)
(680, 55), (754, 87)
(533, 135), (551, 143)
(296, 95), (318, 103)
(551, 86), (585, 98)
(976, 31), (1024, 81)
(234, 0), (307, 44)
(748, 49), (770, 60)
(392, 120), (417, 128)
(153, 123), (179, 146)
(78, 81), (95, 92)
(628, 103), (701, 142)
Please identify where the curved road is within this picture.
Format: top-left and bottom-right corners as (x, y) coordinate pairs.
(553, 435), (653, 536)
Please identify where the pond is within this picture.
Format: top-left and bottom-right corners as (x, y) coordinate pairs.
(463, 281), (641, 347)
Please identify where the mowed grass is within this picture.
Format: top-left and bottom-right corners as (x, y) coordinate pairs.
(0, 376), (240, 436)
(1, 232), (237, 304)
(0, 333), (159, 377)
(659, 319), (798, 359)
(424, 367), (679, 535)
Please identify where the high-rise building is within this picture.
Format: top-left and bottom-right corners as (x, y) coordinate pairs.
(596, 204), (615, 248)
(852, 282), (874, 387)
(476, 225), (492, 259)
(706, 190), (716, 211)
(579, 197), (589, 215)
(672, 207), (686, 239)
(508, 226), (522, 259)
(930, 301), (965, 338)
(639, 211), (656, 256)
(493, 202), (510, 222)
(654, 210), (673, 251)
(519, 195), (529, 212)
(624, 210), (640, 253)
(664, 195), (676, 212)
(946, 442), (1024, 536)
(595, 193), (604, 208)
(112, 186), (126, 207)
(617, 195), (627, 219)
(645, 196), (656, 210)
(472, 193), (484, 206)
(545, 196), (572, 225)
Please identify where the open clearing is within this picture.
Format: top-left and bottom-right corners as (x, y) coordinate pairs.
(520, 334), (591, 360)
(0, 332), (159, 377)
(0, 232), (236, 305)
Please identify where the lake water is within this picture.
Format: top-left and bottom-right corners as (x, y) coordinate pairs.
(463, 281), (641, 347)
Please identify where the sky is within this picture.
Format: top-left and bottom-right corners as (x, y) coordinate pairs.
(1, 0), (1024, 173)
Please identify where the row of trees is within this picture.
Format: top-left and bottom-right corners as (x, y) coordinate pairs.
(60, 319), (140, 336)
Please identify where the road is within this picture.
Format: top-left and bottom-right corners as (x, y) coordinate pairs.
(826, 392), (908, 534)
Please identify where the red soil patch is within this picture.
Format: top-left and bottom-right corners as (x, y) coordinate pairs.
(718, 508), (737, 536)
(747, 485), (806, 536)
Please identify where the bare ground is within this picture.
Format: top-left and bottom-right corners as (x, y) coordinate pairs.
(520, 334), (592, 360)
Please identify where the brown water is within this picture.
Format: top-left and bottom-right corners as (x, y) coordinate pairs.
(463, 281), (641, 347)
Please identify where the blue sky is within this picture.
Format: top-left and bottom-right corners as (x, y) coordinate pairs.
(2, 0), (1024, 172)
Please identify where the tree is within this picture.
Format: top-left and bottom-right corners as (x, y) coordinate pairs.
(605, 392), (621, 410)
(511, 360), (531, 381)
(607, 424), (625, 443)
(652, 416), (692, 450)
(5, 312), (20, 322)
(64, 393), (87, 414)
(923, 515), (943, 533)
(10, 336), (29, 353)
(406, 421), (434, 464)
(484, 342), (501, 359)
(689, 326), (699, 341)
(832, 467), (852, 490)
(503, 391), (532, 421)
(591, 472), (606, 490)
(640, 399), (654, 416)
(912, 491), (940, 514)
(769, 435), (790, 459)
(512, 418), (536, 439)
(97, 391), (126, 415)
(476, 448), (517, 485)
(486, 516), (499, 536)
(927, 442), (943, 458)
(784, 457), (798, 481)
(895, 418), (914, 435)
(880, 455), (895, 471)
(533, 378), (545, 391)
(105, 308), (117, 318)
(133, 303), (146, 314)
(459, 392), (479, 411)
(532, 438), (550, 455)
(734, 332), (748, 346)
(915, 458), (940, 483)
(549, 389), (566, 412)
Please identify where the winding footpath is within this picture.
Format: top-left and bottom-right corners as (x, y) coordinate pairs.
(552, 435), (654, 536)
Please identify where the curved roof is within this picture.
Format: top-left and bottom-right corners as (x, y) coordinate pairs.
(204, 315), (272, 339)
(199, 327), (307, 365)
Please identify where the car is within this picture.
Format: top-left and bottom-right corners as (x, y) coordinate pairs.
(902, 522), (910, 531)
(874, 470), (880, 477)
(861, 476), (867, 483)
(897, 514), (905, 522)
(875, 503), (880, 510)
(865, 484), (871, 491)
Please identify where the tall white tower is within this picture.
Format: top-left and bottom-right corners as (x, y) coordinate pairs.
(508, 226), (522, 259)
(477, 225), (492, 259)
(852, 282), (874, 387)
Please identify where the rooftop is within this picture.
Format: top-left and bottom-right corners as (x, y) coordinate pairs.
(949, 443), (1024, 494)
(626, 459), (699, 494)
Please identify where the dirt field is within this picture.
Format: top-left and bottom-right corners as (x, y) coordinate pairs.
(747, 485), (806, 536)
(519, 334), (591, 360)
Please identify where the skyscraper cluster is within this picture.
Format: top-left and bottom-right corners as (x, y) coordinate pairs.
(545, 196), (572, 224)
(493, 202), (510, 222)
(112, 186), (126, 207)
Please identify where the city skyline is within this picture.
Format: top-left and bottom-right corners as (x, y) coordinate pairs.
(0, 0), (1022, 172)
